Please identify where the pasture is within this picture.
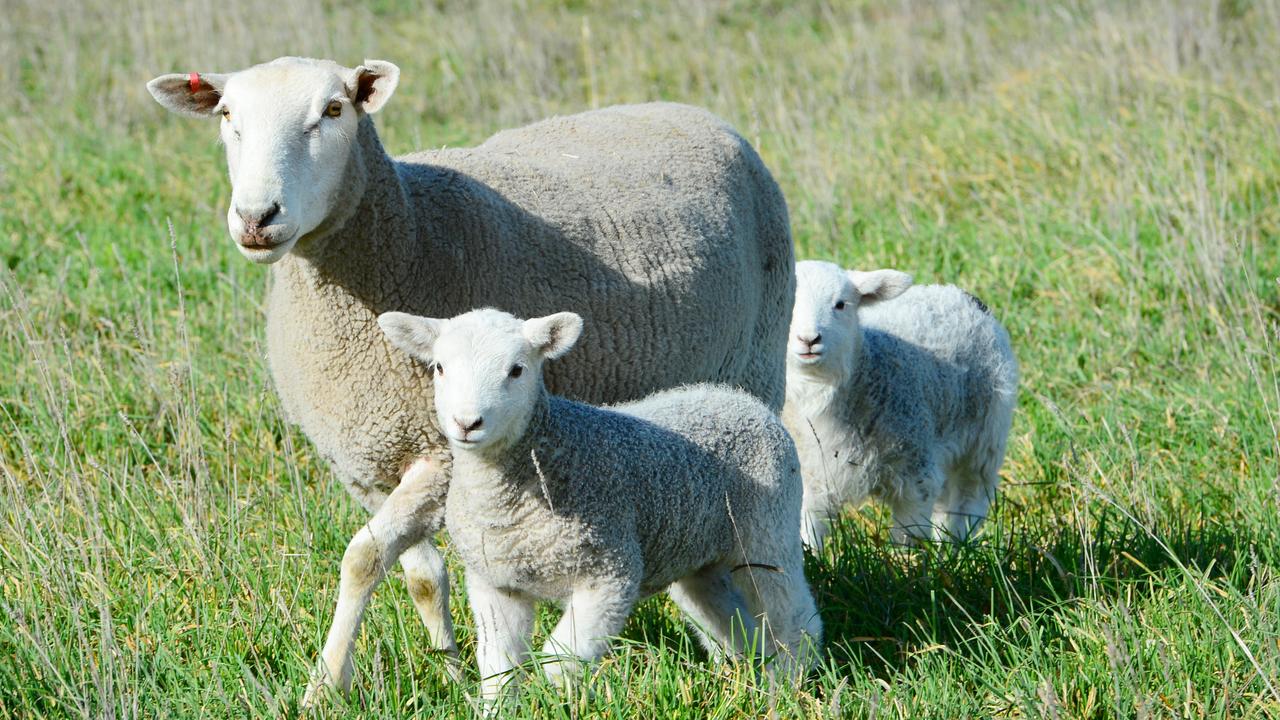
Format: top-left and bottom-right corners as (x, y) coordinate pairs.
(2, 0), (1279, 717)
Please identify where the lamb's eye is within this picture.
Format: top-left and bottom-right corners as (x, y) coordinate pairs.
(834, 300), (847, 310)
(434, 362), (444, 377)
(509, 364), (524, 379)
(221, 108), (231, 121)
(324, 100), (342, 118)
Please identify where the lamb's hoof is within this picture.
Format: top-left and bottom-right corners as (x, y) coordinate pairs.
(299, 681), (329, 712)
(541, 659), (596, 702)
(300, 663), (347, 712)
(435, 648), (465, 683)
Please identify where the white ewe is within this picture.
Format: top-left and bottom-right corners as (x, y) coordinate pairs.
(147, 57), (795, 700)
(379, 308), (822, 705)
(782, 260), (1018, 549)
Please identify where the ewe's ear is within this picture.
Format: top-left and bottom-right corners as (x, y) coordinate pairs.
(147, 72), (230, 118)
(523, 312), (583, 360)
(378, 312), (443, 363)
(348, 60), (400, 114)
(848, 269), (913, 306)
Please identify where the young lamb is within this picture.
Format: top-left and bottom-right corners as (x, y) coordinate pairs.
(378, 308), (822, 704)
(782, 260), (1018, 549)
(147, 57), (795, 701)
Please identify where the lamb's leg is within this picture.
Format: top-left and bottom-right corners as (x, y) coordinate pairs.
(303, 458), (445, 707)
(934, 470), (995, 542)
(735, 557), (823, 683)
(668, 567), (757, 662)
(800, 504), (832, 552)
(468, 572), (535, 706)
(539, 580), (638, 690)
(400, 539), (461, 679)
(890, 498), (938, 545)
(890, 461), (944, 545)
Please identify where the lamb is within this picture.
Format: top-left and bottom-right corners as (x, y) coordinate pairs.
(146, 57), (795, 700)
(378, 307), (822, 704)
(782, 260), (1018, 549)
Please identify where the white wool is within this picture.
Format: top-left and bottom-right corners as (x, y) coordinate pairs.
(149, 56), (795, 703)
(381, 308), (822, 705)
(783, 260), (1019, 548)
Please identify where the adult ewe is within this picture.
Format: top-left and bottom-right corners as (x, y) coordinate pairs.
(379, 308), (821, 705)
(783, 261), (1018, 549)
(146, 57), (794, 700)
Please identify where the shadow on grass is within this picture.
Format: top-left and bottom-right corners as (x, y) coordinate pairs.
(806, 503), (1259, 678)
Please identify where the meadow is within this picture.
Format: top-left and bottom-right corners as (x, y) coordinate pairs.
(2, 0), (1279, 717)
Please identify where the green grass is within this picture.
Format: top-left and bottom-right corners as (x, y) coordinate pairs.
(3, 0), (1280, 717)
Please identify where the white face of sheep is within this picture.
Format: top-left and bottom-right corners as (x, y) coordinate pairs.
(378, 309), (584, 452)
(788, 260), (913, 380)
(147, 57), (400, 264)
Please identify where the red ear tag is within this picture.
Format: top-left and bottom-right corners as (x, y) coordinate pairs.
(188, 72), (200, 92)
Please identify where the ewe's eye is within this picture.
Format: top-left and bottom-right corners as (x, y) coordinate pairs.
(509, 364), (524, 379)
(834, 300), (847, 310)
(324, 100), (343, 118)
(434, 362), (444, 377)
(221, 108), (231, 121)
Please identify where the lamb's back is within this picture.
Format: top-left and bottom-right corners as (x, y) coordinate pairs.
(856, 284), (1013, 442)
(544, 387), (796, 589)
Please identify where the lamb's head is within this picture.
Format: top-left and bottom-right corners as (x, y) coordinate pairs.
(147, 57), (399, 264)
(789, 260), (913, 381)
(378, 308), (583, 453)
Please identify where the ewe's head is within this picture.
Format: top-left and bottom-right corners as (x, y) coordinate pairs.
(147, 57), (399, 264)
(789, 260), (913, 380)
(378, 308), (583, 453)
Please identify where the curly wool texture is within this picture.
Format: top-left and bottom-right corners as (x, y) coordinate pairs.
(265, 103), (795, 514)
(784, 279), (1019, 546)
(450, 385), (802, 597)
(446, 383), (822, 683)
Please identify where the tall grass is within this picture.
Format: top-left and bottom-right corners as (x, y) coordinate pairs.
(2, 0), (1279, 717)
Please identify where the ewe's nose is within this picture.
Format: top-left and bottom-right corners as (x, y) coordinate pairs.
(236, 202), (280, 231)
(796, 332), (822, 347)
(454, 416), (484, 433)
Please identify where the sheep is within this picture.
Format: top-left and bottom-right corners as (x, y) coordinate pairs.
(377, 307), (822, 705)
(781, 260), (1018, 549)
(146, 57), (795, 701)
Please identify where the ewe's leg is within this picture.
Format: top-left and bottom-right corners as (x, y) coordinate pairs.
(303, 458), (445, 706)
(668, 568), (757, 662)
(468, 573), (536, 705)
(400, 540), (460, 679)
(540, 580), (637, 689)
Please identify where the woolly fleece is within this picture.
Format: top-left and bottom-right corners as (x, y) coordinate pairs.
(405, 310), (822, 699)
(783, 262), (1019, 547)
(268, 100), (794, 514)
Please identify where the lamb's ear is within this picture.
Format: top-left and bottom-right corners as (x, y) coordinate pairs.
(378, 312), (443, 363)
(147, 72), (230, 118)
(523, 312), (583, 360)
(848, 269), (913, 306)
(348, 60), (400, 114)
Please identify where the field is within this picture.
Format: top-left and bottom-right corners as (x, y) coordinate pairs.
(3, 0), (1280, 717)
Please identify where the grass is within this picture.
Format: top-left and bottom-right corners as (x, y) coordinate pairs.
(2, 0), (1279, 717)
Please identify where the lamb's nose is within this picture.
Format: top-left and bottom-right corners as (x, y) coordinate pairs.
(796, 333), (821, 347)
(236, 202), (280, 230)
(454, 416), (483, 433)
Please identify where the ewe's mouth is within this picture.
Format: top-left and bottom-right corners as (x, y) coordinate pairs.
(238, 236), (286, 250)
(794, 351), (824, 364)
